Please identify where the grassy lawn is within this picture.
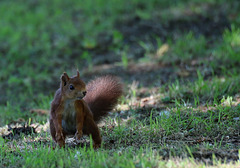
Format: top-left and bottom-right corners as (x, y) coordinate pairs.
(0, 0), (240, 167)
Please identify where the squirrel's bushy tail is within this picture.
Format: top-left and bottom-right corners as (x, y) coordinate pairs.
(83, 76), (123, 123)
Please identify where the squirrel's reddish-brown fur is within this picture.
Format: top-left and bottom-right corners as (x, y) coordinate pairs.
(49, 71), (123, 148)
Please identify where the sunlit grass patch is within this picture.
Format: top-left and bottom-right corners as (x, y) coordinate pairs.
(211, 26), (240, 66)
(166, 71), (240, 104)
(160, 32), (207, 63)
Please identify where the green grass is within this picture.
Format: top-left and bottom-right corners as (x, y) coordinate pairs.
(166, 71), (240, 104)
(1, 0), (240, 167)
(1, 102), (239, 167)
(212, 26), (240, 65)
(160, 32), (207, 63)
(1, 146), (239, 168)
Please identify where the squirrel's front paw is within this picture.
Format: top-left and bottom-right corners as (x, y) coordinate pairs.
(56, 131), (65, 147)
(56, 131), (64, 141)
(74, 130), (83, 140)
(57, 138), (65, 148)
(93, 143), (101, 149)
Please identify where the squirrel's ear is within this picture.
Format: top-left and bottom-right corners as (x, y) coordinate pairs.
(76, 70), (80, 78)
(61, 72), (69, 86)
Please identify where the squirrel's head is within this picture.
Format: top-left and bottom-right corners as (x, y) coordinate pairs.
(60, 71), (87, 100)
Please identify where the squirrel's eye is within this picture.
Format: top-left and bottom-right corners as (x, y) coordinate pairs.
(69, 85), (75, 90)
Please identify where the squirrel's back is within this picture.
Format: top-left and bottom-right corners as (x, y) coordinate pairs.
(83, 76), (123, 122)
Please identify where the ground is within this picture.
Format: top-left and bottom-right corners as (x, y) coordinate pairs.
(0, 0), (240, 167)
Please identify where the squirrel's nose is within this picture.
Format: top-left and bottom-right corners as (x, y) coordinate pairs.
(83, 91), (87, 96)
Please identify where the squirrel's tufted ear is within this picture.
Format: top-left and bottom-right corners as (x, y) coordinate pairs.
(76, 70), (80, 78)
(61, 72), (69, 86)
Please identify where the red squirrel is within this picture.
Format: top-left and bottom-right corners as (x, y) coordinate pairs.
(49, 71), (123, 148)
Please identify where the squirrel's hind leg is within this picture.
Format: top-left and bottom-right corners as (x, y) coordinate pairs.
(83, 116), (102, 148)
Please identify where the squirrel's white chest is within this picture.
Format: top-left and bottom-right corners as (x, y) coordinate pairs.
(62, 100), (77, 134)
